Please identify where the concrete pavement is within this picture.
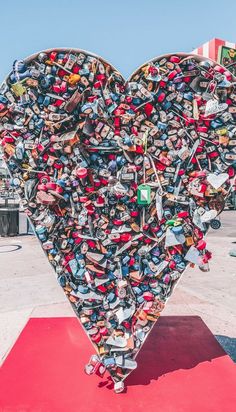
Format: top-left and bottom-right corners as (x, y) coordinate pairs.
(0, 211), (236, 365)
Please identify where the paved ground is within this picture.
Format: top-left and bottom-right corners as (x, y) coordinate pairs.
(0, 211), (236, 365)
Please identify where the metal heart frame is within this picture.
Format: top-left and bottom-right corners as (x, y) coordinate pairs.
(0, 48), (235, 393)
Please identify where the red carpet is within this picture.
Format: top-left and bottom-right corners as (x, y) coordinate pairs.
(0, 316), (236, 412)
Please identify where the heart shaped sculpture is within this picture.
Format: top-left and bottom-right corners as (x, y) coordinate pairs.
(0, 49), (235, 393)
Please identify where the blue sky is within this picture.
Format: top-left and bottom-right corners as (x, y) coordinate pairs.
(1, 0), (236, 79)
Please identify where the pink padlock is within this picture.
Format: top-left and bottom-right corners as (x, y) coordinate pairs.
(169, 55), (181, 63)
(143, 291), (154, 301)
(214, 65), (225, 74)
(197, 239), (206, 250)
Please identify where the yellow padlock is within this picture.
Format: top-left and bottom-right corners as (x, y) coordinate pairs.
(185, 236), (194, 246)
(11, 82), (26, 97)
(68, 73), (80, 85)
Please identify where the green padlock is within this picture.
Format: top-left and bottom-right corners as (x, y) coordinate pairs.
(166, 219), (176, 226)
(11, 82), (26, 97)
(137, 184), (151, 205)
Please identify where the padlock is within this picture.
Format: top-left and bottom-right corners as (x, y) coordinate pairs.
(137, 184), (151, 205)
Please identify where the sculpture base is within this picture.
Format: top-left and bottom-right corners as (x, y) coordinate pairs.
(1, 316), (236, 411)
